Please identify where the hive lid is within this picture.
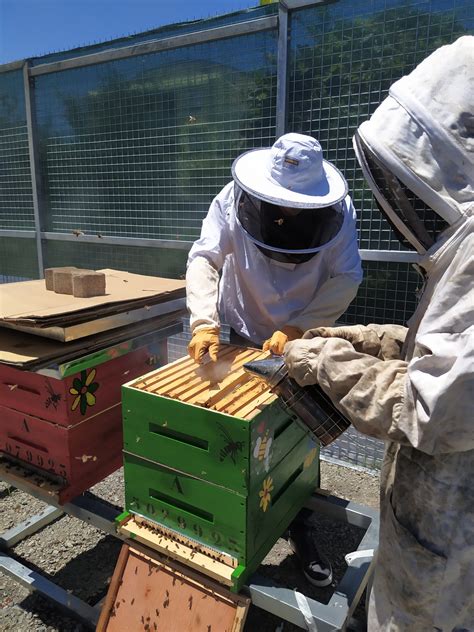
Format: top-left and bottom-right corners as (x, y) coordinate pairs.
(96, 542), (250, 632)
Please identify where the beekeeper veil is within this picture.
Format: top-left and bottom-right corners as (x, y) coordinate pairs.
(353, 35), (474, 254)
(232, 133), (349, 264)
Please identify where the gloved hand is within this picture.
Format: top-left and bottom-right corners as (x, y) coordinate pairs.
(188, 327), (220, 364)
(262, 325), (303, 355)
(303, 324), (407, 360)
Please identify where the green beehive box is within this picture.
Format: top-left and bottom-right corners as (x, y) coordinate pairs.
(120, 345), (319, 591)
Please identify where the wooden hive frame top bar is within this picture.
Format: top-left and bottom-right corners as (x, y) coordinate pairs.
(131, 345), (277, 420)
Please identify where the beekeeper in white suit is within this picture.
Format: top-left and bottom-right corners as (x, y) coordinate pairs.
(186, 133), (362, 359)
(186, 133), (362, 585)
(284, 36), (474, 630)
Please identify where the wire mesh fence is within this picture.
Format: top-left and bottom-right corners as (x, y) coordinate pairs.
(0, 0), (472, 470)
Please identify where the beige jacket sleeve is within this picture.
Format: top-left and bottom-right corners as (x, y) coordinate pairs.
(284, 327), (474, 454)
(284, 337), (408, 444)
(302, 323), (408, 360)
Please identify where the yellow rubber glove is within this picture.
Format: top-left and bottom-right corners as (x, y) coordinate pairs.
(262, 325), (303, 355)
(188, 327), (220, 364)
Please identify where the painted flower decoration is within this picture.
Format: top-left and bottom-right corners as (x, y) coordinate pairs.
(259, 476), (274, 512)
(304, 447), (318, 469)
(69, 369), (100, 415)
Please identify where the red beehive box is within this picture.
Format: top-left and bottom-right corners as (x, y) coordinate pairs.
(0, 346), (157, 426)
(0, 328), (174, 503)
(0, 403), (123, 503)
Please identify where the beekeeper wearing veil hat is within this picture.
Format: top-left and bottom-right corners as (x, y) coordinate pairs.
(283, 35), (474, 630)
(186, 132), (362, 585)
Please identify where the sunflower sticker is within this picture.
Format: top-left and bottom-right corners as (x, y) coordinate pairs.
(69, 369), (100, 415)
(259, 476), (274, 512)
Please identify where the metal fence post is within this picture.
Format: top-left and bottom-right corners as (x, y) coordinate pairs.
(275, 1), (289, 138)
(23, 61), (45, 278)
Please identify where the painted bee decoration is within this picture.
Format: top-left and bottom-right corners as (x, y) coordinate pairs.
(44, 380), (62, 410)
(217, 423), (244, 465)
(253, 428), (273, 472)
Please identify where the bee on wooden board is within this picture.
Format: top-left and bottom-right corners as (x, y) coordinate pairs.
(44, 380), (62, 410)
(217, 423), (244, 465)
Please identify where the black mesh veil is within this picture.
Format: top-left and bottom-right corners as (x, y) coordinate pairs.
(354, 132), (449, 252)
(235, 185), (345, 264)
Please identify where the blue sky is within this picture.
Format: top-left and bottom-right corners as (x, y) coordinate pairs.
(0, 0), (258, 64)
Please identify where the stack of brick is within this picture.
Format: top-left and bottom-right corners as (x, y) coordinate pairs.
(44, 267), (106, 298)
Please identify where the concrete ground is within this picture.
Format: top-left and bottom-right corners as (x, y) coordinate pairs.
(0, 461), (379, 631)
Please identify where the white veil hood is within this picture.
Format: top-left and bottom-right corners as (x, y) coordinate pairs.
(356, 35), (474, 229)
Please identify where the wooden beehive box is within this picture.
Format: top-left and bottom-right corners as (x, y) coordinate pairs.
(120, 345), (320, 591)
(0, 334), (168, 503)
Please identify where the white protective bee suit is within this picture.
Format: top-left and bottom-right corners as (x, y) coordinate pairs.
(187, 174), (362, 345)
(285, 36), (474, 631)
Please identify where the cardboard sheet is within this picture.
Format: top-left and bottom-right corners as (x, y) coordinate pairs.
(0, 270), (185, 321)
(0, 311), (183, 369)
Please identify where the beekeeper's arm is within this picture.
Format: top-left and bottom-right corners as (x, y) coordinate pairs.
(263, 198), (363, 354)
(284, 259), (474, 453)
(186, 187), (231, 362)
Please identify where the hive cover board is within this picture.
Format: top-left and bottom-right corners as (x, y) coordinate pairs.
(96, 543), (249, 632)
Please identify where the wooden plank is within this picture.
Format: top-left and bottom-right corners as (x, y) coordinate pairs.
(237, 392), (276, 419)
(132, 354), (194, 390)
(165, 348), (259, 403)
(148, 346), (239, 396)
(212, 377), (267, 412)
(97, 542), (249, 632)
(96, 544), (129, 632)
(194, 372), (250, 408)
(181, 349), (265, 404)
(133, 515), (238, 568)
(232, 603), (250, 632)
(138, 346), (238, 391)
(223, 382), (271, 417)
(119, 516), (235, 586)
(0, 456), (63, 499)
(147, 345), (238, 390)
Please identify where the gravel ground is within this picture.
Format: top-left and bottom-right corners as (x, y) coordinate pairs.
(0, 461), (379, 632)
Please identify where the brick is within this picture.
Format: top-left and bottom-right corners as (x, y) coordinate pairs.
(44, 266), (77, 291)
(53, 268), (88, 295)
(72, 271), (106, 298)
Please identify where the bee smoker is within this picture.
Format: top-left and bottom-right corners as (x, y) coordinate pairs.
(243, 357), (351, 447)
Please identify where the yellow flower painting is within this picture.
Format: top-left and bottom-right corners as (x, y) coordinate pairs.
(259, 476), (274, 512)
(69, 369), (100, 415)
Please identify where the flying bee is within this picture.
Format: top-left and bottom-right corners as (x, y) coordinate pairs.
(274, 218), (285, 226)
(217, 423), (244, 465)
(44, 380), (62, 410)
(253, 429), (273, 471)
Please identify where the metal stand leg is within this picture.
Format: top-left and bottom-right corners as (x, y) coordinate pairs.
(0, 553), (101, 627)
(0, 505), (63, 549)
(0, 468), (123, 628)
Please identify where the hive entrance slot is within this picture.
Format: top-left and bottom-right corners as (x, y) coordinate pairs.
(149, 423), (209, 451)
(273, 416), (294, 440)
(149, 489), (214, 523)
(271, 465), (304, 507)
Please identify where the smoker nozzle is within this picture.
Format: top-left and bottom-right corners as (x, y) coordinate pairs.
(243, 357), (288, 389)
(244, 357), (351, 447)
